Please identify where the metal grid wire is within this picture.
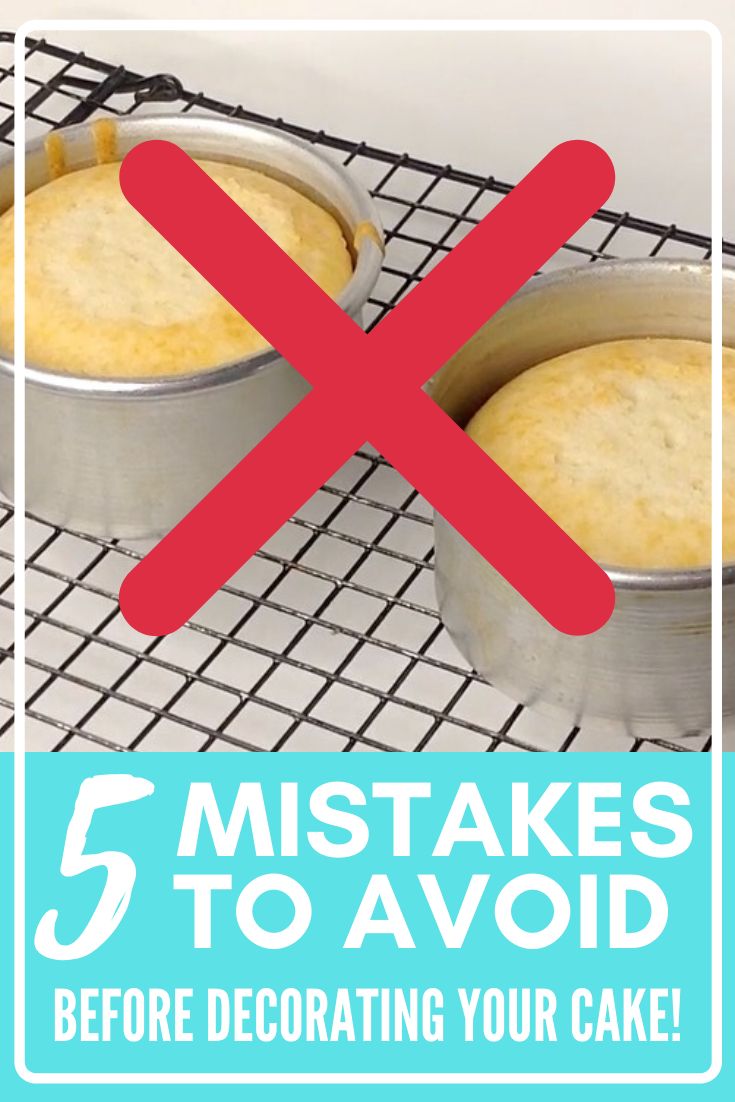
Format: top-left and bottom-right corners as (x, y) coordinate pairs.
(0, 33), (731, 755)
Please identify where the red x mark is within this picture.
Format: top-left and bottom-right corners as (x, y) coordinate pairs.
(118, 139), (616, 638)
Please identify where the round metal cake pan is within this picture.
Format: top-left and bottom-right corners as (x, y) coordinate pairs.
(429, 258), (734, 738)
(0, 114), (384, 539)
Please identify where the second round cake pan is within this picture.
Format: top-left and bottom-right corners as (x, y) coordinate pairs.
(429, 258), (734, 737)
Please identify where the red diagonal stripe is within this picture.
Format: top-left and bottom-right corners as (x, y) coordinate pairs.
(370, 140), (615, 385)
(369, 388), (615, 637)
(122, 388), (364, 637)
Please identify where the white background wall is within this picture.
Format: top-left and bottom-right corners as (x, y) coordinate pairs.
(4, 0), (734, 239)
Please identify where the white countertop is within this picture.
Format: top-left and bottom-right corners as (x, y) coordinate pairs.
(5, 0), (735, 240)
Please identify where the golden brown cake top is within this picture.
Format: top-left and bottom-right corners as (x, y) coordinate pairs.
(465, 338), (735, 569)
(0, 158), (353, 378)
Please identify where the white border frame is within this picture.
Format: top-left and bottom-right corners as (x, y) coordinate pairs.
(11, 17), (723, 1086)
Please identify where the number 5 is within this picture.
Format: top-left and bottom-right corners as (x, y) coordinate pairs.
(34, 774), (155, 961)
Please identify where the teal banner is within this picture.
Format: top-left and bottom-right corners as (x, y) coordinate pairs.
(0, 751), (731, 1097)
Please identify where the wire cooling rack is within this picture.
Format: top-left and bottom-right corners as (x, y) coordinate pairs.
(0, 33), (731, 755)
